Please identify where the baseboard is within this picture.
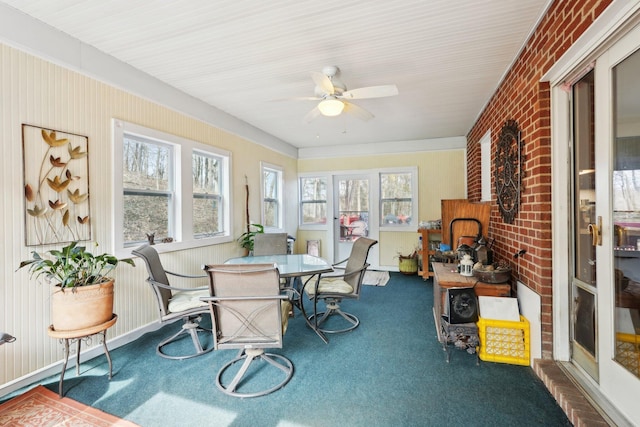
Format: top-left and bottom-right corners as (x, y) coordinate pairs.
(0, 321), (162, 399)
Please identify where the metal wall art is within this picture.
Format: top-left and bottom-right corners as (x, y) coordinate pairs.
(494, 120), (525, 224)
(22, 124), (91, 246)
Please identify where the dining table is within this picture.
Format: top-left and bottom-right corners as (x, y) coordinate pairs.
(224, 253), (334, 343)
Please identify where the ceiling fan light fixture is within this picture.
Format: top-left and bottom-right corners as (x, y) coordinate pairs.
(318, 97), (344, 116)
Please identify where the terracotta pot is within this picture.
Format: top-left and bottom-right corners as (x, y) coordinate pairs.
(50, 280), (114, 332)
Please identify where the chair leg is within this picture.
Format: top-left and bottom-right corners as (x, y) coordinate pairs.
(157, 315), (213, 360)
(217, 348), (294, 398)
(307, 300), (360, 334)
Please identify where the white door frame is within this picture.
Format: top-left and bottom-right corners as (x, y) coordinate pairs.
(332, 172), (380, 268)
(547, 4), (640, 425)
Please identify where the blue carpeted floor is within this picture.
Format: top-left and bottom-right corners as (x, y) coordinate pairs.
(5, 273), (570, 426)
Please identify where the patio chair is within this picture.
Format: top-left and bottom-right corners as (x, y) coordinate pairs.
(132, 245), (213, 360)
(304, 237), (377, 334)
(202, 264), (293, 397)
(253, 233), (289, 256)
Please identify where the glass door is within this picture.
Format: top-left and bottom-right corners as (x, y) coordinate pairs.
(567, 23), (640, 421)
(334, 175), (370, 262)
(611, 45), (640, 382)
(571, 69), (599, 381)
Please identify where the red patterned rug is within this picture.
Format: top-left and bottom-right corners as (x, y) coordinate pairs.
(0, 385), (139, 426)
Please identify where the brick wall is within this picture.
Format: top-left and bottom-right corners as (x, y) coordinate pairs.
(466, 0), (612, 358)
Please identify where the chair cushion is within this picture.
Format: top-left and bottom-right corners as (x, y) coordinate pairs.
(168, 289), (209, 313)
(281, 300), (292, 334)
(304, 278), (354, 296)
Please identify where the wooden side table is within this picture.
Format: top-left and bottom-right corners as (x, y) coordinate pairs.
(47, 314), (117, 397)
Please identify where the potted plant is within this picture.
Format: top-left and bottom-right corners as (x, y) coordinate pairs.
(18, 241), (134, 331)
(237, 223), (264, 255)
(397, 250), (419, 275)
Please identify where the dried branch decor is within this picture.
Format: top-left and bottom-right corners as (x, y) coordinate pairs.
(22, 124), (91, 245)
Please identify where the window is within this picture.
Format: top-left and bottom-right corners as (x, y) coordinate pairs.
(379, 169), (417, 227)
(114, 120), (231, 254)
(299, 176), (327, 225)
(261, 163), (282, 229)
(122, 136), (174, 244)
(480, 130), (491, 202)
(192, 150), (224, 238)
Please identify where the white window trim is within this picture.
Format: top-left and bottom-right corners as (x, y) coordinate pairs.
(298, 172), (332, 231)
(378, 166), (418, 232)
(480, 130), (492, 202)
(112, 119), (232, 257)
(297, 167), (418, 232)
(260, 161), (283, 231)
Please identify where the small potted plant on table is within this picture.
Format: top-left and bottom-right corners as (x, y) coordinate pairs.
(237, 223), (264, 256)
(18, 241), (134, 332)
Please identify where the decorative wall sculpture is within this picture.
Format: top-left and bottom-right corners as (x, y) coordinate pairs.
(494, 120), (525, 224)
(22, 124), (91, 245)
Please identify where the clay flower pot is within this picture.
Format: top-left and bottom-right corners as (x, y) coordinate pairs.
(50, 280), (114, 331)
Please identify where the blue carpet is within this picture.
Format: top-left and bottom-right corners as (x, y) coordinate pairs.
(7, 273), (570, 426)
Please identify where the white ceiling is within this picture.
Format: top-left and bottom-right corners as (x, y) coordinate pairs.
(0, 0), (552, 151)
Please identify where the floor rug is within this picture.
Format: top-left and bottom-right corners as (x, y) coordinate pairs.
(0, 385), (139, 427)
(363, 270), (390, 286)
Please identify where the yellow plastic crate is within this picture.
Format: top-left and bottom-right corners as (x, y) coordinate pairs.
(477, 315), (530, 366)
(615, 333), (640, 377)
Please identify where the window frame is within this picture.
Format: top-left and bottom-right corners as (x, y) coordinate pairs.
(260, 162), (283, 231)
(297, 168), (417, 233)
(480, 130), (492, 202)
(299, 175), (329, 226)
(113, 119), (232, 257)
(192, 149), (226, 239)
(378, 167), (418, 230)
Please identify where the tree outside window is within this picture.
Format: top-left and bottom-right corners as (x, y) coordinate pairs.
(380, 172), (413, 225)
(262, 164), (282, 229)
(300, 177), (327, 224)
(192, 151), (223, 238)
(115, 120), (231, 252)
(122, 137), (173, 244)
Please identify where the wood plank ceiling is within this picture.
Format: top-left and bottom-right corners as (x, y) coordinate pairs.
(0, 0), (552, 150)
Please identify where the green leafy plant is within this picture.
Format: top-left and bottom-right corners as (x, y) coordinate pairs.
(237, 223), (264, 253)
(18, 241), (135, 289)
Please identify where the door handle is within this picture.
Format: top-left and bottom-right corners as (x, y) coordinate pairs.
(587, 216), (602, 246)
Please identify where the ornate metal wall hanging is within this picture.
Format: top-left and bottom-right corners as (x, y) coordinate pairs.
(494, 120), (525, 224)
(22, 124), (91, 245)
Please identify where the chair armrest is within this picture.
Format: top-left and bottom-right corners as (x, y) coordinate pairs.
(200, 294), (288, 303)
(318, 263), (369, 280)
(332, 258), (349, 268)
(280, 285), (301, 302)
(165, 270), (208, 279)
(147, 278), (208, 292)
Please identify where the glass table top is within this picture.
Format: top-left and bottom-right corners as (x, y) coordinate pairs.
(224, 254), (332, 277)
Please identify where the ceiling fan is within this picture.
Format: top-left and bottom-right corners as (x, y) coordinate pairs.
(297, 66), (398, 123)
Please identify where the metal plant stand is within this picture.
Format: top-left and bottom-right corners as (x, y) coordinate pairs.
(47, 314), (118, 397)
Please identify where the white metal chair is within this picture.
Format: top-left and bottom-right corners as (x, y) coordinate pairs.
(304, 237), (377, 334)
(132, 245), (213, 360)
(253, 233), (289, 256)
(202, 263), (293, 398)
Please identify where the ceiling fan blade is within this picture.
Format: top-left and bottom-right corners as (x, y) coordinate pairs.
(311, 71), (335, 95)
(304, 106), (322, 123)
(341, 85), (398, 99)
(272, 96), (322, 102)
(343, 101), (374, 121)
